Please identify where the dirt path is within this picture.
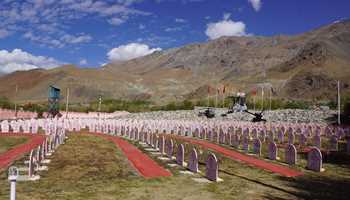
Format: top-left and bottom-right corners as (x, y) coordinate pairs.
(89, 133), (172, 178)
(168, 135), (303, 177)
(0, 133), (45, 170)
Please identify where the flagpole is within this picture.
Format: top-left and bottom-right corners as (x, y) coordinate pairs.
(207, 86), (210, 107)
(261, 85), (264, 110)
(222, 86), (225, 108)
(65, 88), (69, 119)
(269, 87), (272, 111)
(337, 80), (341, 125)
(14, 84), (18, 119)
(215, 87), (218, 108)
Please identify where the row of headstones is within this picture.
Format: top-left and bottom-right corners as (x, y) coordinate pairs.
(120, 128), (324, 173)
(89, 119), (350, 158)
(19, 130), (67, 181)
(120, 130), (221, 182)
(180, 128), (326, 172)
(190, 126), (345, 152)
(0, 120), (39, 134)
(107, 121), (347, 152)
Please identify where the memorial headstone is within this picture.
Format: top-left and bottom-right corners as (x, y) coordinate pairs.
(268, 141), (278, 160)
(307, 147), (323, 172)
(176, 144), (185, 167)
(206, 153), (219, 182)
(285, 144), (297, 165)
(188, 148), (199, 173)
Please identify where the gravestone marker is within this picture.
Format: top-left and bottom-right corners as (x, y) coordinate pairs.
(188, 148), (199, 173)
(166, 139), (174, 159)
(253, 139), (262, 156)
(307, 147), (323, 172)
(288, 131), (295, 145)
(206, 153), (219, 182)
(159, 136), (165, 155)
(268, 141), (278, 160)
(299, 134), (307, 146)
(313, 135), (321, 149)
(176, 144), (185, 167)
(285, 144), (297, 165)
(242, 136), (249, 152)
(277, 130), (284, 143)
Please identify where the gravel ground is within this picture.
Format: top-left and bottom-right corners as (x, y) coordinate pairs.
(118, 108), (337, 124)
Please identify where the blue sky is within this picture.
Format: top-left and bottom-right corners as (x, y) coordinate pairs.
(0, 0), (349, 73)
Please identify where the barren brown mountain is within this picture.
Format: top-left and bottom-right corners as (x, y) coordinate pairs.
(0, 19), (349, 104)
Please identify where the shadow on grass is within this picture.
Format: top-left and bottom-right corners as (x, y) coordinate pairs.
(262, 173), (350, 200)
(217, 167), (306, 199)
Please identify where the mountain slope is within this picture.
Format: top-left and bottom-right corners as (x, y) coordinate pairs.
(0, 20), (349, 104)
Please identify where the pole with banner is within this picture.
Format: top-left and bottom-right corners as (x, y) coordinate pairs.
(337, 81), (341, 125)
(222, 85), (226, 108)
(207, 85), (211, 107)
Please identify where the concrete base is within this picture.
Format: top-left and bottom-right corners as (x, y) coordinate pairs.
(179, 170), (194, 175)
(150, 152), (162, 155)
(167, 163), (178, 168)
(192, 178), (211, 183)
(36, 166), (48, 171)
(144, 148), (157, 152)
(17, 175), (40, 181)
(18, 167), (29, 172)
(41, 159), (51, 164)
(157, 157), (171, 161)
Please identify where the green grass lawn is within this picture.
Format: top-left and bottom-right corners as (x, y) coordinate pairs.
(0, 136), (28, 154)
(0, 133), (349, 200)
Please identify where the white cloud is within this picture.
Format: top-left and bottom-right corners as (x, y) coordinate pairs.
(0, 1), (150, 48)
(205, 14), (248, 40)
(0, 29), (11, 39)
(248, 0), (262, 12)
(79, 59), (87, 65)
(139, 24), (145, 29)
(165, 27), (182, 32)
(61, 34), (92, 44)
(175, 18), (187, 23)
(0, 49), (61, 74)
(107, 17), (125, 26)
(107, 43), (161, 62)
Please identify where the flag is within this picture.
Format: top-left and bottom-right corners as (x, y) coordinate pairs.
(251, 88), (257, 96)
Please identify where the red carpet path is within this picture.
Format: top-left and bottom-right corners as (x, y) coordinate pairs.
(90, 133), (172, 178)
(0, 133), (45, 170)
(170, 135), (303, 177)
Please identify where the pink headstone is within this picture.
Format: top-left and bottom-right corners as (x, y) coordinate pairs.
(242, 136), (249, 152)
(299, 134), (307, 146)
(307, 147), (323, 172)
(166, 139), (174, 159)
(206, 153), (219, 182)
(176, 144), (185, 166)
(285, 144), (297, 165)
(277, 130), (284, 143)
(253, 139), (262, 156)
(188, 148), (199, 173)
(268, 141), (278, 160)
(313, 135), (321, 149)
(159, 135), (165, 155)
